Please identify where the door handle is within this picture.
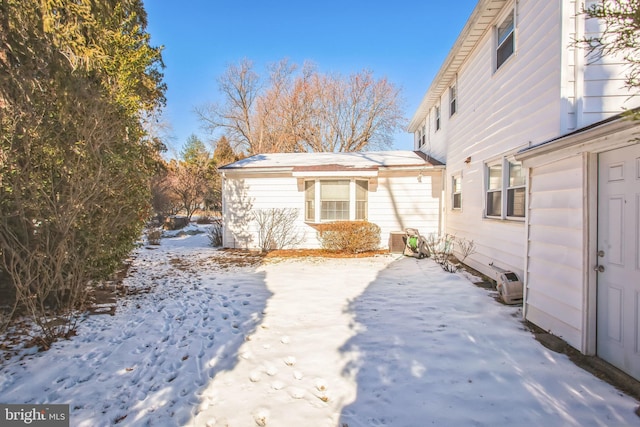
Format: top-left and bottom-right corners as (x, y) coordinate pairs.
(594, 265), (605, 273)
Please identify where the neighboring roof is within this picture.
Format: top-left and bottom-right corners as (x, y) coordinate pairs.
(220, 150), (443, 173)
(408, 0), (508, 132)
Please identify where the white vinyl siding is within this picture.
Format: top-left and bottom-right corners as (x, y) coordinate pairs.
(415, 0), (561, 280)
(222, 171), (441, 251)
(524, 155), (585, 349)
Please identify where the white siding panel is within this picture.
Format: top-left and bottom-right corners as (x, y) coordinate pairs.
(527, 269), (583, 314)
(223, 172), (441, 251)
(529, 224), (582, 247)
(529, 168), (582, 192)
(526, 305), (582, 350)
(529, 208), (583, 229)
(528, 240), (582, 272)
(370, 173), (442, 246)
(524, 155), (586, 352)
(529, 189), (583, 210)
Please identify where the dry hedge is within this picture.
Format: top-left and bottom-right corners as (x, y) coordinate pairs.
(316, 221), (381, 253)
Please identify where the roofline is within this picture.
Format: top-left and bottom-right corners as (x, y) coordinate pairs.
(219, 151), (442, 171)
(408, 0), (508, 132)
(515, 113), (640, 164)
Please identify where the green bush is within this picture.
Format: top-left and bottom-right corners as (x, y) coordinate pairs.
(316, 221), (380, 253)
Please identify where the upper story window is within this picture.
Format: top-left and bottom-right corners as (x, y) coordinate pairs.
(485, 158), (526, 220)
(496, 9), (515, 69)
(435, 105), (441, 131)
(452, 174), (462, 210)
(449, 85), (457, 117)
(420, 125), (426, 147)
(305, 179), (368, 222)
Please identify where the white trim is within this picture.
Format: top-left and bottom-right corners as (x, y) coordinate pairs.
(584, 152), (598, 355)
(516, 118), (640, 168)
(293, 170), (378, 178)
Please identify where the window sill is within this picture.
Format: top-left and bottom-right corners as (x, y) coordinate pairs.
(483, 216), (525, 223)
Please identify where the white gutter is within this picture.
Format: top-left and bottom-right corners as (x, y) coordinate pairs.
(408, 0), (508, 132)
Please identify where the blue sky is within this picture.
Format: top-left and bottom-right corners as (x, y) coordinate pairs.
(144, 1), (479, 153)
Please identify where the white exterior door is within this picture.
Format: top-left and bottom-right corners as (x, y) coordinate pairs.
(597, 143), (640, 379)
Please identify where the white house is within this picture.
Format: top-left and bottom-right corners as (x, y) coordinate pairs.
(408, 0), (640, 379)
(219, 151), (443, 251)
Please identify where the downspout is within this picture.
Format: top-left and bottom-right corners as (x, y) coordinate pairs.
(521, 165), (531, 320)
(440, 167), (446, 237)
(221, 171), (228, 248)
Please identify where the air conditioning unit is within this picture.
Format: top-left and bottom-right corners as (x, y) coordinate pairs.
(489, 263), (523, 305)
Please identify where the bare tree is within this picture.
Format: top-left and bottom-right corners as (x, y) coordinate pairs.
(578, 0), (640, 97)
(166, 160), (209, 221)
(197, 59), (261, 154)
(197, 59), (405, 154)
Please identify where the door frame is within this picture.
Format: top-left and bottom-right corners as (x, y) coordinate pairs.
(583, 151), (598, 356)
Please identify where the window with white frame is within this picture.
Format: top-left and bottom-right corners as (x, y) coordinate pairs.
(304, 179), (368, 222)
(496, 9), (515, 69)
(485, 158), (526, 219)
(452, 174), (462, 210)
(420, 125), (426, 147)
(507, 162), (525, 217)
(435, 105), (441, 131)
(449, 85), (457, 116)
(486, 163), (503, 217)
(321, 180), (350, 220)
(355, 180), (368, 220)
(416, 128), (422, 148)
(304, 180), (315, 221)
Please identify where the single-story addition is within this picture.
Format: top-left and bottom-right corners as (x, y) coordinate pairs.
(219, 151), (444, 250)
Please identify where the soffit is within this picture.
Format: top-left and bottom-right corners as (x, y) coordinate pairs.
(408, 0), (508, 132)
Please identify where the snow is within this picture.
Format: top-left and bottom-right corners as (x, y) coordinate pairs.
(221, 151), (431, 170)
(0, 227), (638, 427)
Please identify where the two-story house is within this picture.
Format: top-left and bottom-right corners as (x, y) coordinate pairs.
(409, 0), (640, 379)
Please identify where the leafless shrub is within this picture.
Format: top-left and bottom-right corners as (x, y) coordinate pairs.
(208, 218), (223, 247)
(316, 221), (381, 253)
(146, 228), (163, 245)
(253, 208), (303, 252)
(425, 234), (476, 273)
(456, 236), (477, 264)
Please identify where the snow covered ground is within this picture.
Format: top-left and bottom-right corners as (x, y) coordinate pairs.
(0, 227), (638, 426)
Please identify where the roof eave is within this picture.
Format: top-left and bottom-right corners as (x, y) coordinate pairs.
(408, 0), (508, 132)
(515, 116), (640, 167)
